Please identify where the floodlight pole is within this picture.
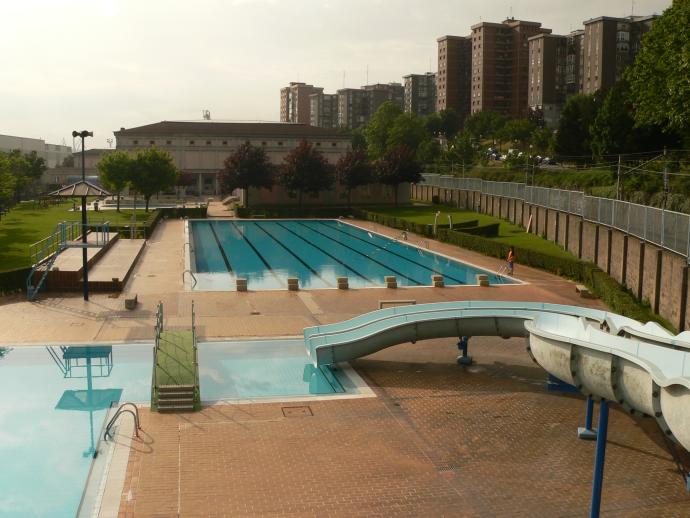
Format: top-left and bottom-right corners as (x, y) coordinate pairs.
(73, 130), (93, 301)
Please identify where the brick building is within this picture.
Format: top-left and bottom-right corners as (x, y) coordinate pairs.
(436, 35), (471, 121)
(279, 82), (323, 124)
(403, 73), (437, 117)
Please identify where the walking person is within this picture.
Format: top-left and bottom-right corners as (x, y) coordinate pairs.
(507, 246), (515, 276)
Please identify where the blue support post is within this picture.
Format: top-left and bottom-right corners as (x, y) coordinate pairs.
(456, 336), (473, 365)
(578, 395), (597, 440)
(589, 399), (610, 518)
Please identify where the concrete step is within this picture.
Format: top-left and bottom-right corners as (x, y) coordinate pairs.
(158, 397), (194, 405)
(159, 384), (195, 392)
(158, 404), (195, 413)
(158, 392), (194, 399)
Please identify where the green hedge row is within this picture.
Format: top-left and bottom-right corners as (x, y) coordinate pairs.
(236, 206), (357, 218)
(435, 227), (672, 330)
(0, 267), (31, 294)
(357, 211), (500, 239)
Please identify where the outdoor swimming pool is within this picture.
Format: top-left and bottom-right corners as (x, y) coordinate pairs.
(0, 341), (362, 517)
(189, 219), (514, 291)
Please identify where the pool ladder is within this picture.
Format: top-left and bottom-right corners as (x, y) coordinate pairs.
(104, 402), (141, 442)
(183, 269), (198, 288)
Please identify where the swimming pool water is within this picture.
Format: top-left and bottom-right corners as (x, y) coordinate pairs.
(1, 341), (359, 517)
(190, 219), (513, 291)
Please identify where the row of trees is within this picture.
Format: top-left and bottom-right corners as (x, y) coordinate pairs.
(219, 140), (421, 206)
(97, 148), (179, 211)
(0, 150), (47, 207)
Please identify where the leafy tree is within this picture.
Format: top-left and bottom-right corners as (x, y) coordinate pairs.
(129, 147), (179, 211)
(626, 0), (690, 137)
(350, 129), (367, 151)
(376, 145), (421, 205)
(218, 141), (273, 207)
(498, 119), (536, 148)
(61, 155), (75, 167)
(463, 110), (506, 141)
(97, 151), (132, 212)
(336, 148), (373, 206)
(279, 140), (333, 207)
(5, 150), (46, 200)
(554, 94), (601, 164)
(387, 114), (429, 159)
(444, 132), (477, 170)
(363, 101), (403, 159)
(0, 154), (17, 207)
(531, 128), (554, 155)
(426, 109), (461, 138)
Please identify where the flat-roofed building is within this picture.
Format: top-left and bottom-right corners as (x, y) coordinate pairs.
(403, 73), (436, 117)
(436, 35), (471, 121)
(581, 15), (657, 95)
(470, 18), (551, 118)
(280, 82), (323, 124)
(337, 83), (404, 129)
(0, 133), (72, 168)
(310, 92), (339, 128)
(114, 121), (351, 195)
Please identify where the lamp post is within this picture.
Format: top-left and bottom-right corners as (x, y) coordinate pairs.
(73, 130), (93, 301)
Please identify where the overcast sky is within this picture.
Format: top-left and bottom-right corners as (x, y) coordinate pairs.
(1, 0), (671, 150)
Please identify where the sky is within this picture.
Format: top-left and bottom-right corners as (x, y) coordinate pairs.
(1, 0), (672, 150)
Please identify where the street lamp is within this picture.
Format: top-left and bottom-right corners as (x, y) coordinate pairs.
(73, 130), (93, 301)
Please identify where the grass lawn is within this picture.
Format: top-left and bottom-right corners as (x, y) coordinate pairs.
(369, 205), (575, 259)
(0, 200), (155, 271)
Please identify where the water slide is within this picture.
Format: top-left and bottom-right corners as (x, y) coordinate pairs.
(304, 301), (690, 452)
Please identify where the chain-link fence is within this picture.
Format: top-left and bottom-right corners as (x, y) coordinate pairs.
(420, 173), (690, 260)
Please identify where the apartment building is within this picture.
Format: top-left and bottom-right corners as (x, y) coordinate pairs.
(581, 15), (657, 95)
(279, 82), (323, 124)
(436, 35), (471, 121)
(403, 73), (436, 117)
(470, 18), (551, 118)
(337, 83), (404, 129)
(309, 92), (339, 129)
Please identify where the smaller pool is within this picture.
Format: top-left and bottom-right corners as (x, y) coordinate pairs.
(199, 339), (362, 400)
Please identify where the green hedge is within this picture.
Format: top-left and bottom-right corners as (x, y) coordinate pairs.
(0, 267), (31, 294)
(110, 207), (207, 239)
(237, 206), (358, 218)
(435, 228), (672, 330)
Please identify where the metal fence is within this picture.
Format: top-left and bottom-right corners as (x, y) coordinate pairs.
(420, 174), (690, 261)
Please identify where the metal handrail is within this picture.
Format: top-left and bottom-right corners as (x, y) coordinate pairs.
(191, 300), (199, 409)
(183, 269), (198, 288)
(152, 301), (163, 408)
(104, 402), (141, 441)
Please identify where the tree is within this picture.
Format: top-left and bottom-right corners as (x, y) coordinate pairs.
(129, 147), (179, 211)
(555, 94), (601, 164)
(363, 101), (403, 159)
(463, 110), (506, 141)
(336, 148), (373, 206)
(0, 154), (17, 208)
(218, 141), (273, 207)
(61, 155), (75, 167)
(279, 140), (333, 207)
(444, 132), (477, 172)
(531, 128), (554, 156)
(97, 151), (132, 212)
(438, 109), (461, 138)
(386, 113), (429, 159)
(626, 0), (690, 137)
(5, 150), (46, 200)
(376, 145), (421, 205)
(498, 119), (536, 149)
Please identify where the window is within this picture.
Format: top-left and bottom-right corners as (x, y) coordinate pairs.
(206, 140), (212, 145)
(315, 142), (321, 146)
(149, 140), (155, 145)
(166, 140), (172, 145)
(332, 142), (337, 147)
(262, 141), (267, 146)
(189, 140), (195, 145)
(278, 141), (283, 146)
(222, 140), (228, 145)
(133, 140), (138, 145)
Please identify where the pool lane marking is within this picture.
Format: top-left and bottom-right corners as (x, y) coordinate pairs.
(252, 222), (334, 288)
(294, 221), (423, 286)
(209, 221), (233, 273)
(314, 221), (467, 285)
(273, 221), (375, 285)
(228, 221), (286, 287)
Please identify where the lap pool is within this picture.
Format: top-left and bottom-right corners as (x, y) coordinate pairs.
(0, 341), (363, 517)
(188, 219), (514, 291)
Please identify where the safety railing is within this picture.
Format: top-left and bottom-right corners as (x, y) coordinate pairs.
(151, 301), (163, 408)
(191, 300), (199, 408)
(420, 173), (690, 261)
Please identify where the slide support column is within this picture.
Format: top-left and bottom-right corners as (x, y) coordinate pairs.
(589, 399), (610, 518)
(578, 395), (597, 440)
(456, 336), (473, 365)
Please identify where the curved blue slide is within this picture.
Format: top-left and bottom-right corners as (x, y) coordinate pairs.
(304, 300), (690, 452)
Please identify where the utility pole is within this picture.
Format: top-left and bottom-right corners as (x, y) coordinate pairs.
(616, 154), (622, 200)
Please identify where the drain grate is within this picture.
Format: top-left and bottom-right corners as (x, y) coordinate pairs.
(437, 464), (460, 473)
(282, 406), (313, 417)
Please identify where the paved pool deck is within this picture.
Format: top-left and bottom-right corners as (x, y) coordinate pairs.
(1, 219), (689, 516)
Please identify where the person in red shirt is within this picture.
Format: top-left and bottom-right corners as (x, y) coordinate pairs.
(507, 246), (515, 276)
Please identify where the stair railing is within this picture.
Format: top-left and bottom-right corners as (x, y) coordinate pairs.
(191, 300), (199, 408)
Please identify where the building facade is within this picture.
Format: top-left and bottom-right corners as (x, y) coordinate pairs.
(0, 134), (72, 168)
(309, 93), (339, 128)
(581, 15), (657, 95)
(114, 121), (351, 195)
(470, 19), (551, 119)
(279, 82), (323, 124)
(528, 34), (567, 128)
(403, 73), (436, 117)
(436, 35), (471, 121)
(337, 84), (404, 129)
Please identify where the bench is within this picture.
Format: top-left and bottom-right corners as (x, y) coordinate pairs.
(124, 293), (138, 310)
(576, 284), (593, 298)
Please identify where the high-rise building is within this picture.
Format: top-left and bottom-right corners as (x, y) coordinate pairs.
(436, 35), (471, 121)
(280, 82), (323, 124)
(470, 18), (551, 119)
(581, 15), (657, 95)
(310, 92), (339, 128)
(337, 83), (404, 129)
(403, 73), (437, 117)
(362, 83), (405, 111)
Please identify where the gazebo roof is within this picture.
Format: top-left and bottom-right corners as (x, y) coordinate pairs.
(49, 180), (111, 197)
